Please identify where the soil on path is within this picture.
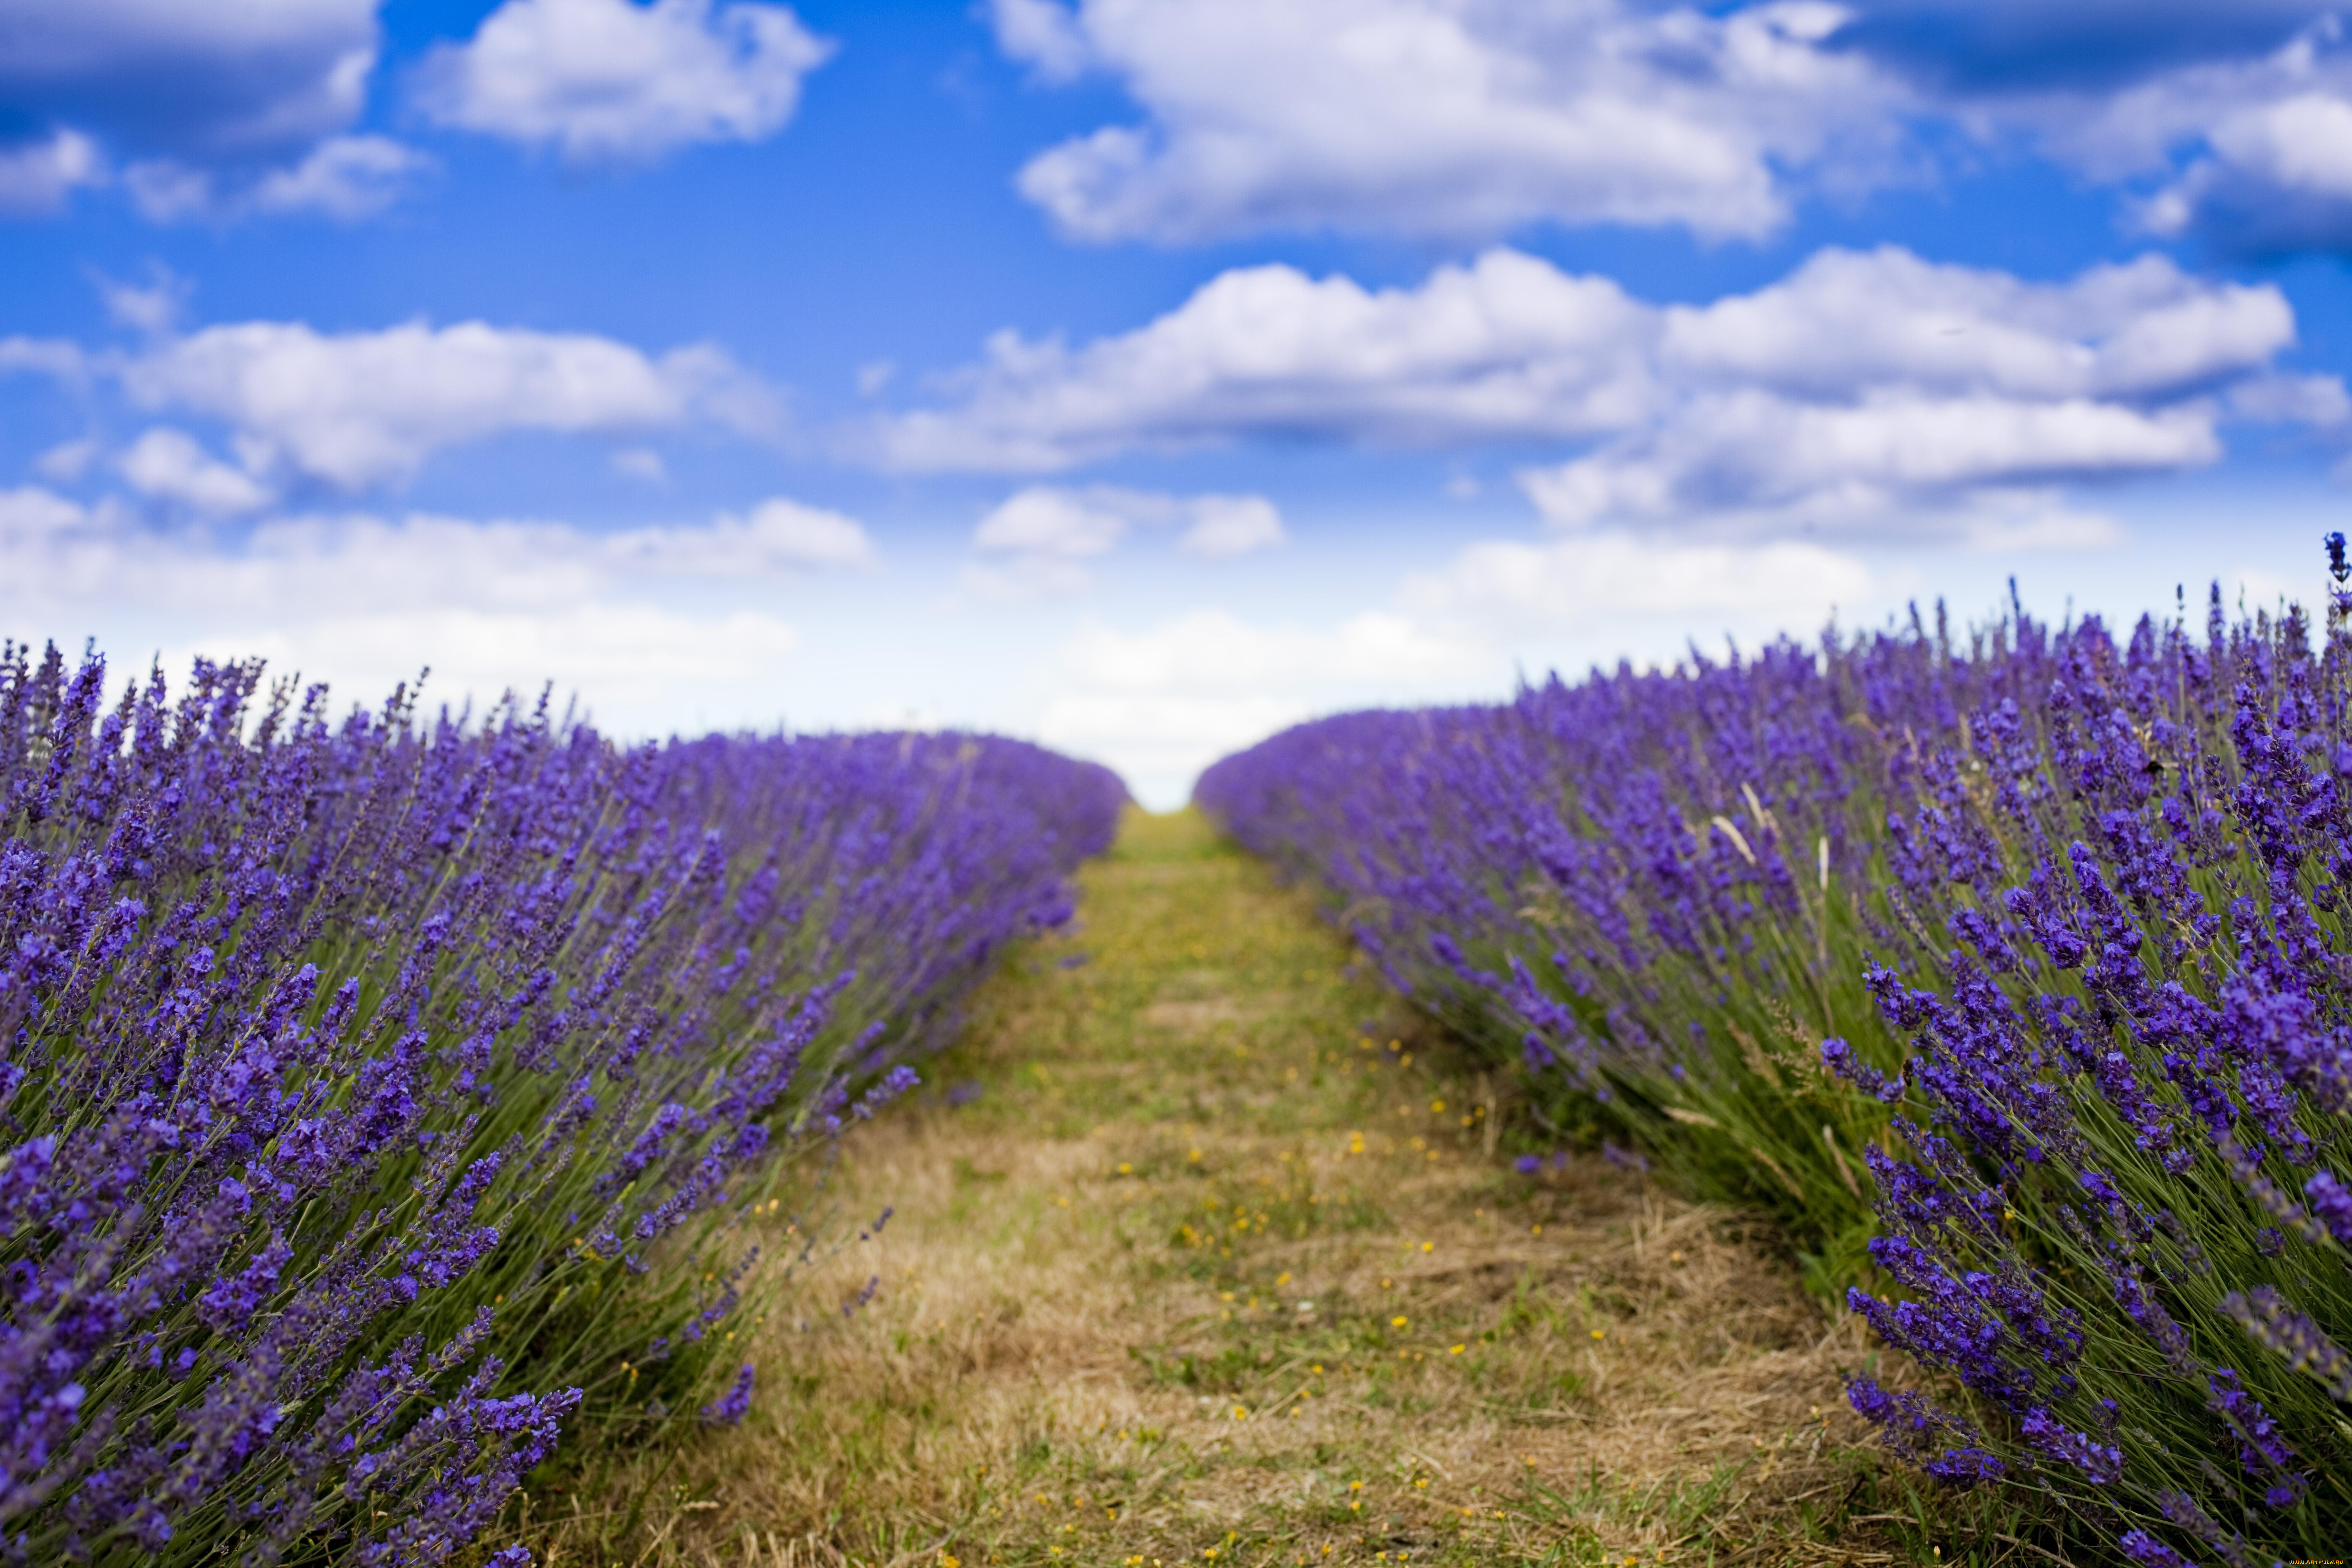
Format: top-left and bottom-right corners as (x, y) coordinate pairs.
(540, 810), (1928, 1567)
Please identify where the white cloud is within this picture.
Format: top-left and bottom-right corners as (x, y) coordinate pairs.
(975, 486), (1130, 557)
(0, 336), (88, 383)
(1176, 493), (1283, 558)
(611, 446), (668, 481)
(964, 487), (1127, 599)
(0, 3), (407, 231)
(879, 249), (1656, 471)
(0, 129), (103, 215)
(118, 427), (273, 515)
(976, 2), (2352, 261)
(888, 245), (2312, 541)
(1912, 18), (2352, 258)
(616, 496), (875, 571)
(1519, 247), (2298, 532)
(967, 484), (1285, 596)
(1522, 394), (2220, 527)
(95, 263), (191, 334)
(2229, 372), (2352, 426)
(121, 319), (776, 489)
(1654, 248), (2292, 401)
(121, 159), (213, 223)
(248, 135), (433, 219)
(196, 601), (802, 728)
(990, 0), (1092, 81)
(0, 1), (379, 157)
(0, 485), (103, 545)
(122, 136), (433, 223)
(0, 492), (877, 736)
(34, 438), (100, 483)
(988, 0), (1899, 243)
(1401, 529), (1877, 637)
(415, 0), (835, 164)
(2142, 90), (2352, 253)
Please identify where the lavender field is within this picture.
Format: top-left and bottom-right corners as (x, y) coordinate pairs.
(0, 643), (1122, 1563)
(28, 557), (2352, 1565)
(1199, 565), (2352, 1565)
(26, 3), (2352, 1564)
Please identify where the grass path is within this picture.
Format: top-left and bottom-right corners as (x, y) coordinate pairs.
(537, 810), (1943, 1567)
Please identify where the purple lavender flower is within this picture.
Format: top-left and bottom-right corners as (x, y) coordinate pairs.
(2117, 1530), (2199, 1568)
(2220, 1287), (2352, 1401)
(2203, 1369), (2303, 1506)
(2019, 1407), (2122, 1483)
(1192, 588), (2352, 1559)
(2305, 1169), (2352, 1246)
(0, 641), (1128, 1562)
(699, 1364), (755, 1427)
(1820, 1037), (1904, 1103)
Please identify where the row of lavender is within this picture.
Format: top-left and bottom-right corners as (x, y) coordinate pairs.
(1196, 583), (2352, 1563)
(0, 642), (1124, 1565)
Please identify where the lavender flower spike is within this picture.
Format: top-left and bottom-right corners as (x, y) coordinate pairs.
(700, 1364), (755, 1427)
(2118, 1531), (2199, 1568)
(2220, 1287), (2352, 1402)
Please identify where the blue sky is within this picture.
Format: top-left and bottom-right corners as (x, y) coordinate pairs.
(8, 0), (2352, 804)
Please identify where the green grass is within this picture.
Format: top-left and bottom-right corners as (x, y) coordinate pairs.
(513, 810), (1993, 1568)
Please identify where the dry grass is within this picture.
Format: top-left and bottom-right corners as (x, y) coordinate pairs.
(520, 810), (1981, 1568)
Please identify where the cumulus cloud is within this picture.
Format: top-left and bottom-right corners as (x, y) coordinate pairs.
(94, 264), (190, 335)
(0, 1), (380, 158)
(0, 336), (88, 383)
(879, 249), (1655, 471)
(121, 318), (778, 489)
(965, 487), (1131, 599)
(987, 0), (1898, 244)
(1519, 247), (2298, 532)
(0, 490), (879, 735)
(125, 135), (434, 223)
(415, 0), (834, 164)
(0, 129), (104, 215)
(611, 446), (668, 481)
(1870, 11), (2352, 259)
(247, 134), (433, 219)
(2143, 90), (2352, 255)
(0, 485), (101, 546)
(965, 484), (1286, 597)
(614, 496), (875, 572)
(35, 439), (101, 484)
(886, 244), (2315, 538)
(975, 486), (1130, 558)
(1176, 493), (1284, 558)
(1400, 529), (1877, 639)
(117, 427), (272, 515)
(978, 0), (2352, 260)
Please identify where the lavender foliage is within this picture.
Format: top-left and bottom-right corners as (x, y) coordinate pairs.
(0, 644), (1123, 1564)
(1197, 585), (2352, 1558)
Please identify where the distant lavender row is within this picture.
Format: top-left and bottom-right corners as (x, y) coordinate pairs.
(0, 643), (1124, 1565)
(1197, 585), (2352, 1561)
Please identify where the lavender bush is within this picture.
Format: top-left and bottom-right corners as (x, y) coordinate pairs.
(0, 643), (1123, 1564)
(1197, 576), (2352, 1560)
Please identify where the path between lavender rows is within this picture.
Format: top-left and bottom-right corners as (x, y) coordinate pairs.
(534, 809), (1930, 1568)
